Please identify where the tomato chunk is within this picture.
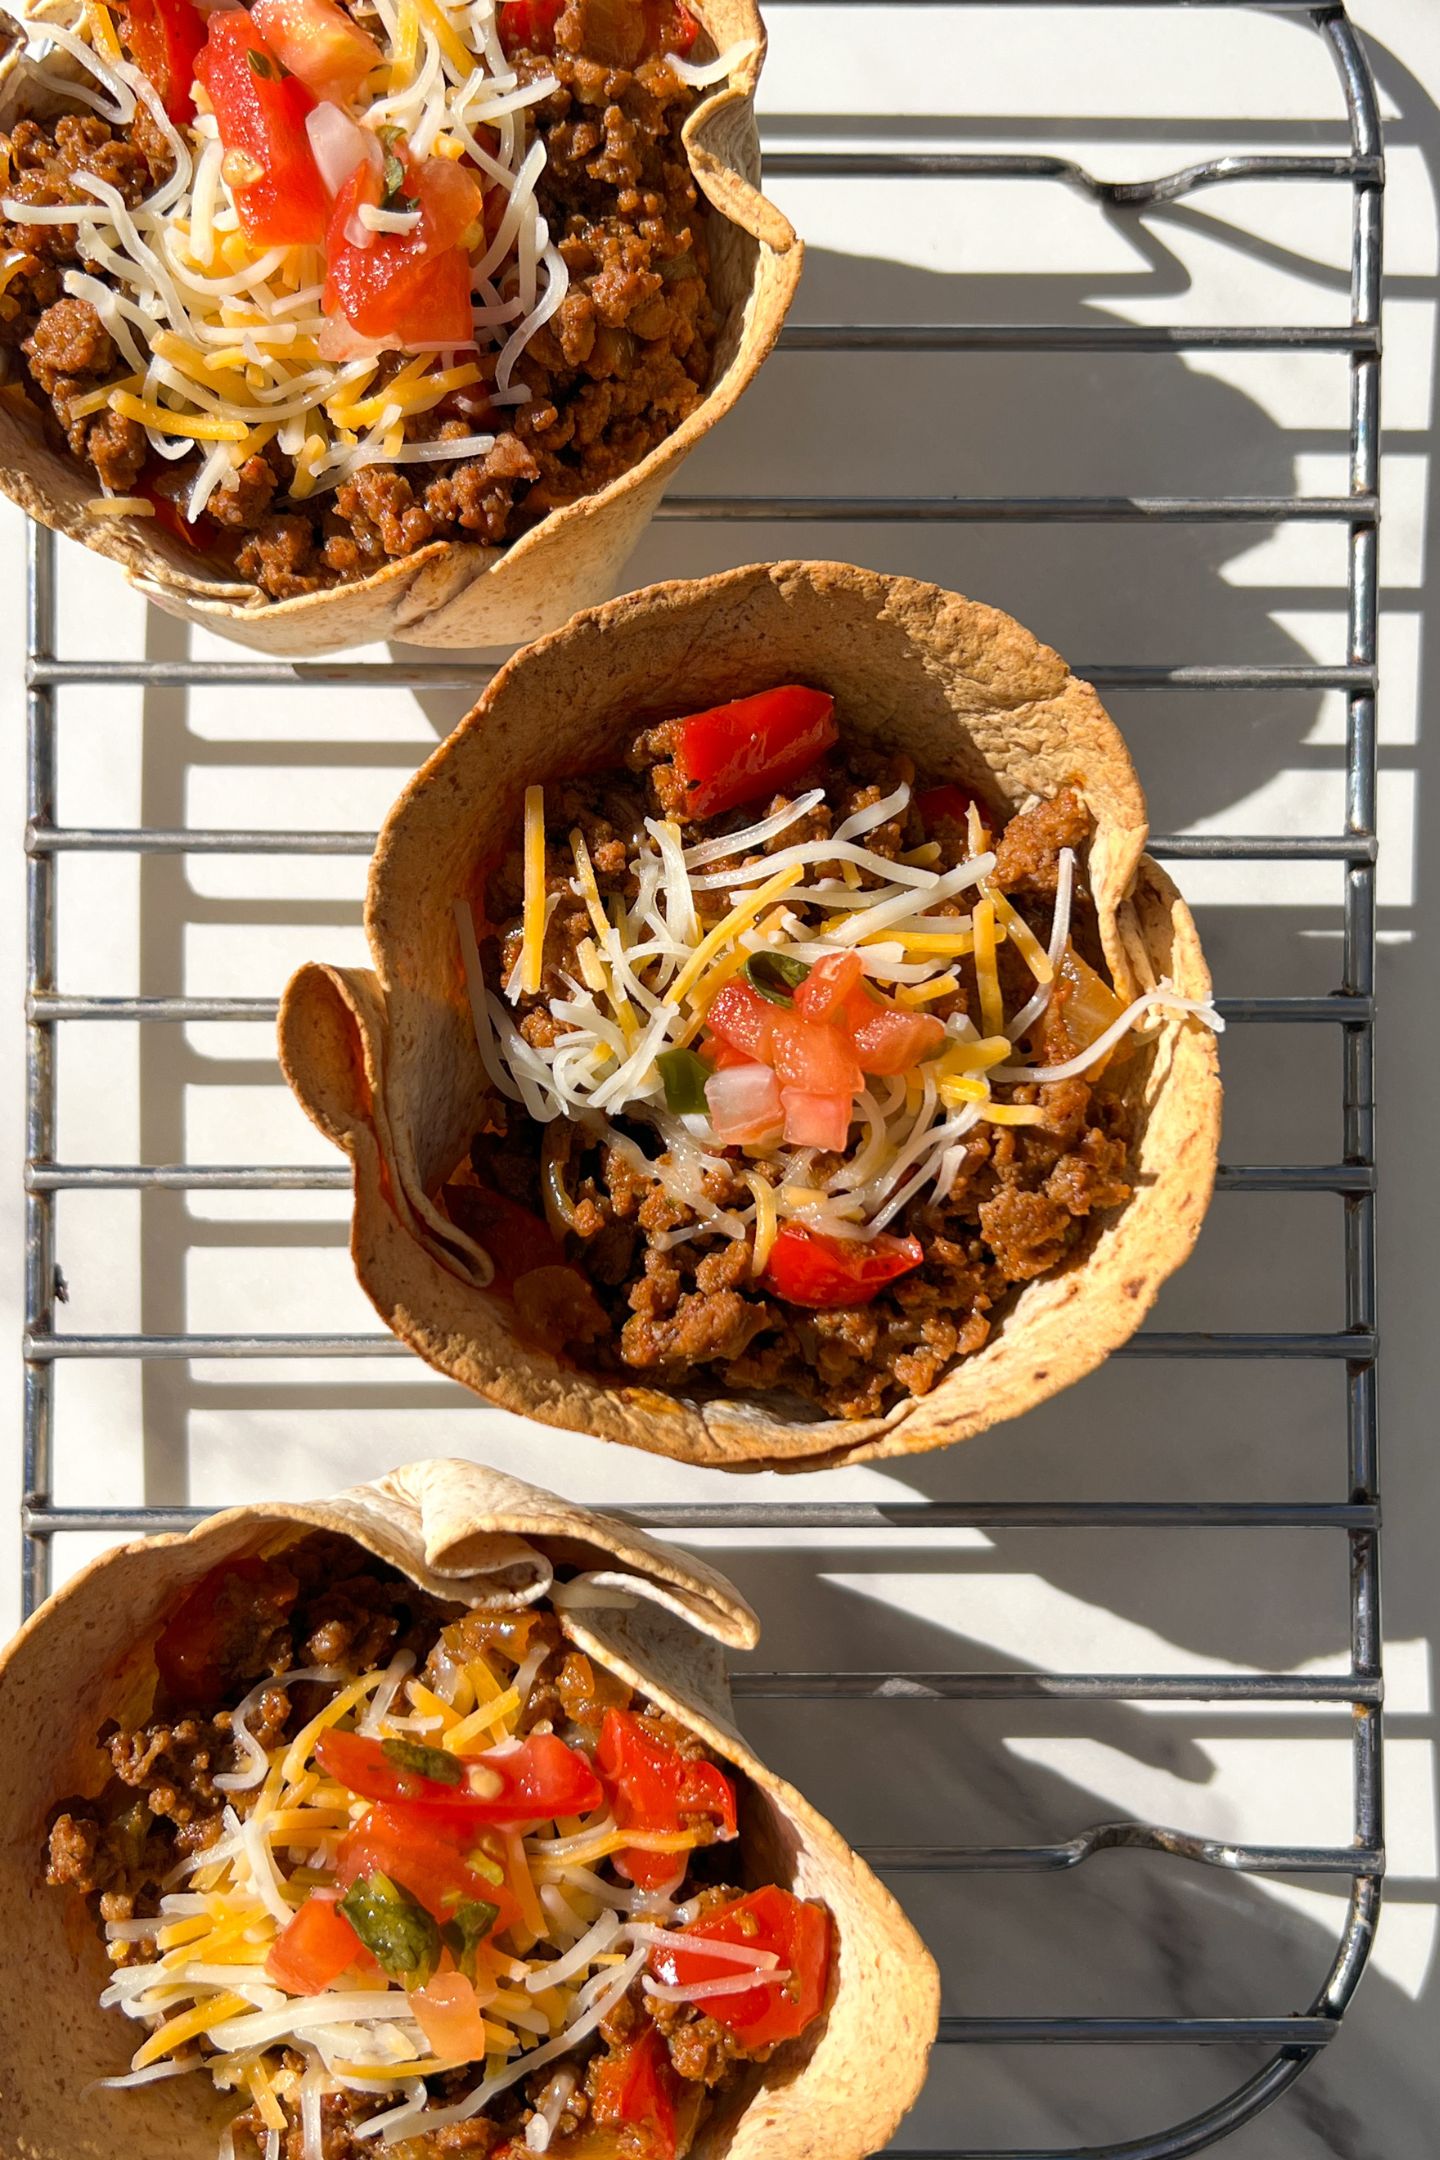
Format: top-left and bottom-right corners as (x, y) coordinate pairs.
(154, 1555), (298, 1707)
(915, 783), (976, 831)
(336, 1802), (520, 1935)
(124, 0), (207, 122)
(441, 1181), (565, 1286)
(792, 950), (865, 1026)
(592, 2025), (679, 2160)
(495, 0), (564, 52)
(768, 1012), (863, 1096)
(780, 1088), (852, 1152)
(648, 1887), (831, 2049)
(266, 1891), (365, 1995)
(196, 12), (329, 246)
(324, 152), (481, 346)
(596, 1709), (737, 1893)
(317, 1728), (602, 1825)
(762, 1223), (924, 1309)
(410, 1972), (491, 2062)
(670, 686), (838, 820)
(704, 982), (778, 1063)
(849, 1004), (946, 1076)
(252, 0), (381, 104)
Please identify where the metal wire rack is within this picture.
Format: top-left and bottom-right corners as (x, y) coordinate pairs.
(17, 2), (1383, 2155)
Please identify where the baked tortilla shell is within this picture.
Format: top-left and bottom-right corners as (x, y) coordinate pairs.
(0, 6), (799, 653)
(0, 1455), (939, 2160)
(279, 559), (1221, 1467)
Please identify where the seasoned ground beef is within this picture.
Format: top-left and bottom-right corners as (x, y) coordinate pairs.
(455, 731), (1136, 1419)
(0, 1), (715, 599)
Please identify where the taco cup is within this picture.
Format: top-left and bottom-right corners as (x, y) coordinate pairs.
(280, 559), (1222, 1467)
(12, 1456), (938, 2160)
(0, 0), (797, 653)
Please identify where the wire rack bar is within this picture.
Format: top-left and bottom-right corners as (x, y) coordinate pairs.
(20, 1501), (1381, 1533)
(26, 659), (1376, 690)
(23, 992), (1374, 1023)
(24, 825), (1376, 862)
(19, 1328), (1380, 1361)
(21, 1160), (1377, 1192)
(16, 7), (1386, 2158)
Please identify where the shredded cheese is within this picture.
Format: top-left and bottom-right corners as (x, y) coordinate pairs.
(520, 785), (547, 998)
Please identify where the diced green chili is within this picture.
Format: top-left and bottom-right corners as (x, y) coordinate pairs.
(743, 951), (811, 1005)
(656, 1046), (712, 1115)
(381, 1737), (464, 1786)
(338, 1870), (441, 1987)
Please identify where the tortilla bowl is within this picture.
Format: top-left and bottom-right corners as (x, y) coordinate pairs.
(0, 4), (799, 655)
(2, 1455), (939, 2160)
(279, 558), (1221, 1469)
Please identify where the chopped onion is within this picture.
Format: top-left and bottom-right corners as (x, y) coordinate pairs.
(306, 104), (380, 198)
(705, 1063), (783, 1148)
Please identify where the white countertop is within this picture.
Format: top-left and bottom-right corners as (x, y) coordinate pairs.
(1, 4), (1436, 2152)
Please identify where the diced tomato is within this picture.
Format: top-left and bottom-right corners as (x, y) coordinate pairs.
(324, 151), (481, 346)
(495, 0), (564, 53)
(792, 950), (864, 1026)
(124, 0), (207, 122)
(768, 1012), (863, 1097)
(335, 1803), (521, 1935)
(441, 1181), (565, 1287)
(699, 1035), (755, 1072)
(153, 1555), (298, 1707)
(670, 686), (838, 820)
(596, 1709), (737, 1893)
(648, 1886), (831, 2050)
(410, 1972), (491, 2062)
(915, 783), (976, 831)
(762, 1223), (924, 1309)
(704, 982), (778, 1063)
(265, 1890), (366, 1995)
(252, 0), (381, 104)
(781, 1088), (852, 1152)
(139, 476), (215, 553)
(849, 1004), (946, 1076)
(591, 2025), (679, 2160)
(196, 12), (329, 246)
(704, 1061), (783, 1148)
(651, 1), (701, 55)
(317, 1728), (602, 1825)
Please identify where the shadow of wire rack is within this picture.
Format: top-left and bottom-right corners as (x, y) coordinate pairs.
(16, 0), (1383, 2154)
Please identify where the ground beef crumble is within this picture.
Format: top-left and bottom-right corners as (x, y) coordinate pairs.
(455, 734), (1136, 1419)
(0, 0), (716, 599)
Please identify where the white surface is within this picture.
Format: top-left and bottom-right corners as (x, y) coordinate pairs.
(1, 3), (1437, 2153)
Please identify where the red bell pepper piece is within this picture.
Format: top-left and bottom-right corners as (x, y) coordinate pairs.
(195, 12), (330, 246)
(265, 1891), (366, 1995)
(317, 1728), (602, 1825)
(670, 686), (838, 820)
(324, 152), (480, 346)
(648, 1886), (831, 2049)
(591, 2025), (679, 2160)
(762, 1222), (924, 1309)
(153, 1555), (298, 1707)
(124, 0), (207, 122)
(335, 1802), (522, 1935)
(595, 1709), (737, 1892)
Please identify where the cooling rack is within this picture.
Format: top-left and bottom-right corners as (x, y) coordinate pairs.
(16, 1), (1384, 2154)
